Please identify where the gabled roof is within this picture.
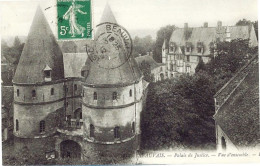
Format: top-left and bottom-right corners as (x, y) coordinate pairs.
(169, 25), (256, 56)
(82, 4), (142, 85)
(214, 56), (259, 147)
(135, 55), (163, 70)
(13, 6), (64, 84)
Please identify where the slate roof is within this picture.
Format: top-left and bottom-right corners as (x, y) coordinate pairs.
(63, 53), (88, 78)
(82, 4), (142, 85)
(169, 25), (257, 56)
(135, 55), (164, 70)
(214, 56), (259, 147)
(13, 6), (64, 84)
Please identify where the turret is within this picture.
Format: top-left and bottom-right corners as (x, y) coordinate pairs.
(81, 3), (145, 152)
(13, 6), (65, 138)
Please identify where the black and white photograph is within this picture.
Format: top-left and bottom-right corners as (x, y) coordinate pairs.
(0, 0), (259, 165)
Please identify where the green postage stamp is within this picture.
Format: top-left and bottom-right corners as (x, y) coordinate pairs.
(57, 0), (92, 40)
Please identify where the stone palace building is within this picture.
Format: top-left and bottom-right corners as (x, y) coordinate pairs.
(12, 4), (148, 160)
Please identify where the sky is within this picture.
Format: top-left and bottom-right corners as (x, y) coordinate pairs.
(0, 0), (258, 38)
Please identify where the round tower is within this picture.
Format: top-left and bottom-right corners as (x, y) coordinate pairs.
(13, 6), (65, 157)
(81, 4), (147, 156)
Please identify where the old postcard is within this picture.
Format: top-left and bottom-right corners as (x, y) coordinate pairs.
(0, 0), (259, 165)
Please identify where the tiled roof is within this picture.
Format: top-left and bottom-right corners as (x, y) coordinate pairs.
(135, 55), (163, 70)
(13, 6), (64, 84)
(169, 25), (256, 56)
(82, 3), (142, 85)
(214, 56), (259, 147)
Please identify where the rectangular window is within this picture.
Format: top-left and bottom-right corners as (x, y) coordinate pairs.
(40, 120), (45, 133)
(187, 55), (190, 62)
(74, 84), (77, 91)
(17, 89), (20, 97)
(114, 126), (120, 139)
(32, 90), (36, 98)
(186, 66), (191, 73)
(186, 47), (190, 52)
(198, 47), (202, 53)
(44, 70), (51, 78)
(112, 92), (117, 100)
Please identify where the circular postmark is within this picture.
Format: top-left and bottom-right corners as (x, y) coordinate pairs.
(86, 22), (132, 69)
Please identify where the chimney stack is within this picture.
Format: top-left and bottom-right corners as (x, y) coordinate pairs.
(204, 22), (208, 28)
(184, 23), (188, 29)
(217, 21), (222, 28)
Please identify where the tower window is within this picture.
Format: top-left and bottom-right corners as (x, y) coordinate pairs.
(40, 120), (45, 133)
(129, 89), (132, 97)
(112, 92), (117, 100)
(66, 101), (69, 107)
(132, 122), (135, 133)
(90, 124), (95, 138)
(32, 90), (36, 98)
(186, 47), (191, 52)
(74, 84), (77, 91)
(82, 90), (85, 97)
(44, 70), (51, 78)
(114, 126), (120, 139)
(17, 89), (20, 97)
(16, 119), (19, 131)
(221, 136), (226, 150)
(93, 92), (97, 100)
(51, 88), (54, 95)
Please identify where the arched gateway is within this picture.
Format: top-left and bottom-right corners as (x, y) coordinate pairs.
(60, 140), (81, 159)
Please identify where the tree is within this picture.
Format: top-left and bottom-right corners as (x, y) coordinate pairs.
(141, 71), (216, 150)
(153, 25), (177, 62)
(139, 61), (154, 82)
(236, 19), (258, 40)
(195, 57), (206, 73)
(132, 35), (155, 58)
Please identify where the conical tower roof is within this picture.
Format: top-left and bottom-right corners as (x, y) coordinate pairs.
(82, 4), (142, 86)
(13, 6), (64, 84)
(100, 3), (117, 24)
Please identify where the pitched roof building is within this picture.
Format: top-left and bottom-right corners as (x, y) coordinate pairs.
(214, 55), (259, 150)
(162, 22), (258, 79)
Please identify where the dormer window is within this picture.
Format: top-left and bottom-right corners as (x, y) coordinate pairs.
(197, 42), (203, 53)
(169, 42), (175, 52)
(44, 65), (52, 82)
(185, 42), (192, 53)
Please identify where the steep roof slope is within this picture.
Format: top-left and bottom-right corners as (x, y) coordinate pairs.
(13, 7), (64, 84)
(169, 25), (256, 56)
(214, 56), (259, 147)
(82, 4), (142, 85)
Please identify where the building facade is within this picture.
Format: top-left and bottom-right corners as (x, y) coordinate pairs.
(12, 4), (148, 161)
(162, 22), (258, 79)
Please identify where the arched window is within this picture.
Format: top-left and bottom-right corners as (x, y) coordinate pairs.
(129, 89), (132, 97)
(40, 120), (45, 133)
(82, 90), (84, 97)
(114, 126), (120, 139)
(221, 136), (226, 150)
(32, 90), (36, 98)
(90, 124), (95, 137)
(112, 92), (117, 100)
(17, 89), (20, 97)
(93, 92), (97, 100)
(132, 122), (135, 133)
(16, 119), (19, 131)
(74, 84), (77, 91)
(51, 88), (54, 95)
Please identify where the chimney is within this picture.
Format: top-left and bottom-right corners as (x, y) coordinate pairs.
(184, 23), (188, 29)
(217, 21), (222, 28)
(204, 22), (208, 28)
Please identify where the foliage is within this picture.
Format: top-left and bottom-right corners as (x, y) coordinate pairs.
(1, 36), (24, 65)
(139, 60), (154, 82)
(141, 72), (216, 150)
(195, 57), (206, 73)
(132, 35), (155, 58)
(153, 25), (177, 62)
